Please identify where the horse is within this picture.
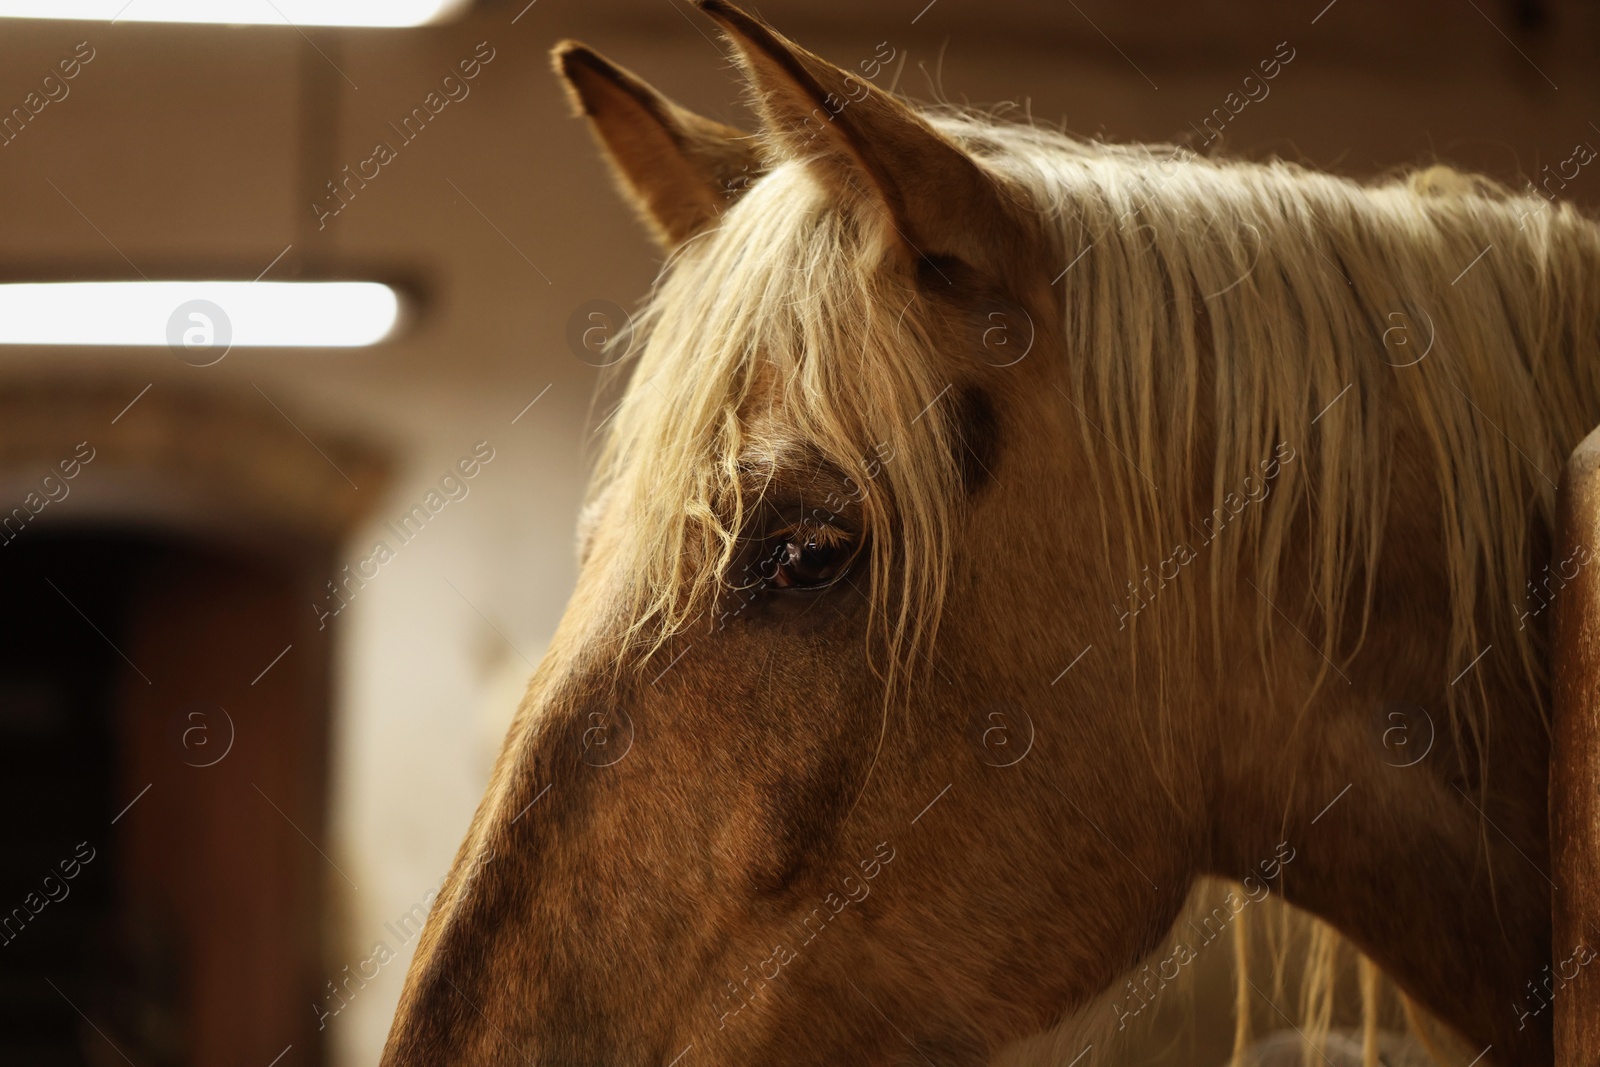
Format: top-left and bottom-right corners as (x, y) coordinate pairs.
(379, 3), (1600, 1064)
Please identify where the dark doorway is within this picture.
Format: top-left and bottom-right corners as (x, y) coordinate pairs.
(0, 530), (333, 1067)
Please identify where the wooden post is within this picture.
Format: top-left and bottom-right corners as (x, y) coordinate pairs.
(1553, 425), (1600, 1067)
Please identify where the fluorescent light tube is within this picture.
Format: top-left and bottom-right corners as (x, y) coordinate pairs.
(0, 0), (470, 27)
(0, 281), (401, 350)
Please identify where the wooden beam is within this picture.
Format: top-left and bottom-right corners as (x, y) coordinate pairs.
(1552, 424), (1600, 1067)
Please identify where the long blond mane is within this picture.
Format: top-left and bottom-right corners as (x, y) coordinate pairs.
(591, 106), (1600, 1063)
(593, 158), (967, 688)
(600, 110), (1600, 686)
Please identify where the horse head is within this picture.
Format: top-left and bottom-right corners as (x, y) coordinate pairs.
(382, 4), (1585, 1064)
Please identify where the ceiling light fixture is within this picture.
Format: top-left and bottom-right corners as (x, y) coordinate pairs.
(0, 0), (470, 28)
(0, 281), (401, 348)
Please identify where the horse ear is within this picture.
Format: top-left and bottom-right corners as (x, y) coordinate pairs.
(552, 42), (763, 249)
(695, 0), (1015, 267)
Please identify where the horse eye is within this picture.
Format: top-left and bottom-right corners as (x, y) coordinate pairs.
(759, 529), (853, 590)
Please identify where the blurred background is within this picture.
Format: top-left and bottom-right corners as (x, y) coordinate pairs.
(0, 0), (1593, 1064)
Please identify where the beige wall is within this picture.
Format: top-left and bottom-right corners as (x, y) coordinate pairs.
(0, 0), (1595, 1062)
